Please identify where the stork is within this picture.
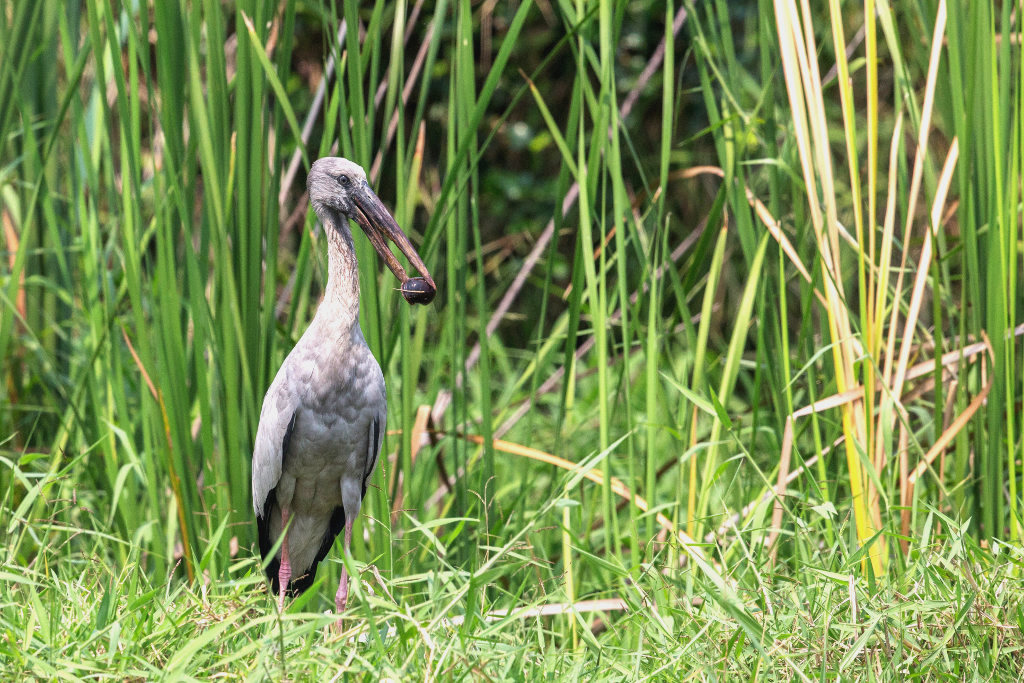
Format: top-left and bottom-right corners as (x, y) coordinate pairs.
(251, 157), (435, 624)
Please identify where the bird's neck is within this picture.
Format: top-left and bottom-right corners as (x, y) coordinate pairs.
(317, 209), (362, 332)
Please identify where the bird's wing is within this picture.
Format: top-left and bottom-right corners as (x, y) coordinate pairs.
(361, 408), (385, 499)
(251, 376), (298, 518)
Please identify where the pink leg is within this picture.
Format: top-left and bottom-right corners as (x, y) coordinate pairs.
(277, 507), (292, 612)
(334, 517), (353, 629)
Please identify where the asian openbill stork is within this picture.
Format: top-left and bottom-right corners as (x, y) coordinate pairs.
(251, 157), (435, 624)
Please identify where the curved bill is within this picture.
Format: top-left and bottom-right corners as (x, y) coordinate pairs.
(350, 182), (436, 305)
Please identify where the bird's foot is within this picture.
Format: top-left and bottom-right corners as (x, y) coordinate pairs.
(333, 568), (349, 633)
(277, 558), (292, 612)
(277, 508), (293, 613)
(335, 572), (349, 611)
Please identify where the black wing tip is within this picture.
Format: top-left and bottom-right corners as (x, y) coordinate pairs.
(264, 560), (317, 597)
(259, 538), (319, 598)
(256, 494), (347, 600)
(310, 505), (347, 578)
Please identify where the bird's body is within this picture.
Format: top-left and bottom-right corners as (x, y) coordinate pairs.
(252, 157), (434, 620)
(252, 298), (384, 595)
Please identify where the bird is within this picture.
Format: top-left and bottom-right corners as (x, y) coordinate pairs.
(251, 157), (435, 624)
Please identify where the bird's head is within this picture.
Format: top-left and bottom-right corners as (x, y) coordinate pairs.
(307, 157), (368, 215)
(308, 157), (436, 305)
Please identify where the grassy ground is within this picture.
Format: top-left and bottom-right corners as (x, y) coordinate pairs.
(4, 525), (1023, 679)
(2, 0), (1023, 679)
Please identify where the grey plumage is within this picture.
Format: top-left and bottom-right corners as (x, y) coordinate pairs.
(252, 157), (434, 619)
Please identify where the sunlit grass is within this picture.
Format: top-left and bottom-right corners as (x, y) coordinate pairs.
(2, 0), (1022, 678)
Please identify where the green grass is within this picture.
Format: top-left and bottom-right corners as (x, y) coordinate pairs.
(3, 517), (1023, 678)
(2, 0), (1022, 679)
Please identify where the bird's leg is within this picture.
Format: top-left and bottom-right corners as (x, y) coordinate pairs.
(277, 507), (292, 612)
(334, 517), (354, 629)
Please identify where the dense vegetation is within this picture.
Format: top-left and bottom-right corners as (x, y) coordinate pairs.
(2, 0), (1022, 678)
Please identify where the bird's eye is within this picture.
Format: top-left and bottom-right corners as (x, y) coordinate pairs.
(335, 174), (351, 186)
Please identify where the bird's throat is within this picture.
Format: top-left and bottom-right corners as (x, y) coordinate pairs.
(320, 211), (362, 331)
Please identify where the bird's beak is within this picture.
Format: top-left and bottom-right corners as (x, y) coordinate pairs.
(350, 183), (436, 304)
